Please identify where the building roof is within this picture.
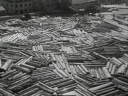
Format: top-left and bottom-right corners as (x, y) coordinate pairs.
(101, 4), (128, 9)
(0, 6), (5, 11)
(114, 10), (128, 15)
(72, 0), (96, 4)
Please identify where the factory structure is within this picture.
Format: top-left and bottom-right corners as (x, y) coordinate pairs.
(0, 0), (127, 15)
(0, 0), (99, 15)
(0, 0), (33, 15)
(99, 0), (127, 5)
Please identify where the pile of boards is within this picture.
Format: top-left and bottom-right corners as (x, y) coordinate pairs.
(0, 15), (128, 96)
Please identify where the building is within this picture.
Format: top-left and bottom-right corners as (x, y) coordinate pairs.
(0, 6), (6, 15)
(0, 0), (102, 15)
(56, 0), (72, 10)
(33, 0), (57, 13)
(99, 0), (126, 5)
(71, 0), (96, 4)
(32, 0), (42, 12)
(69, 0), (100, 13)
(0, 0), (33, 15)
(32, 0), (73, 13)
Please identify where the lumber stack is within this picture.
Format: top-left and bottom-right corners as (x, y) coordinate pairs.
(0, 14), (128, 96)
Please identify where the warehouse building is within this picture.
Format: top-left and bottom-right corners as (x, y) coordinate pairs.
(68, 0), (100, 13)
(0, 0), (100, 15)
(99, 0), (126, 5)
(32, 0), (73, 13)
(71, 0), (96, 4)
(33, 0), (57, 13)
(0, 6), (6, 15)
(0, 0), (33, 15)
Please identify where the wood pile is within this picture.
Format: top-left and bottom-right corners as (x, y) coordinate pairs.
(0, 15), (128, 96)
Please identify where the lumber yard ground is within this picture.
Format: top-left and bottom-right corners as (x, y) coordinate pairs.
(0, 6), (128, 96)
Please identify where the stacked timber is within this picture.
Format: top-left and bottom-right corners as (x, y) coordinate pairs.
(0, 15), (128, 96)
